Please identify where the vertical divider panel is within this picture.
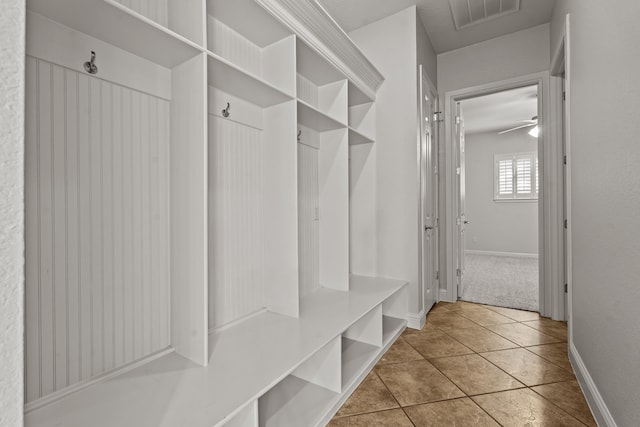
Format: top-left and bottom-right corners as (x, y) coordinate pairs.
(263, 35), (296, 97)
(292, 336), (342, 394)
(318, 80), (348, 125)
(319, 128), (350, 291)
(349, 143), (377, 276)
(263, 100), (299, 318)
(167, 0), (207, 47)
(170, 52), (209, 366)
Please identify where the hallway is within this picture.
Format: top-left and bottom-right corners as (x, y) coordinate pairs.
(330, 301), (595, 426)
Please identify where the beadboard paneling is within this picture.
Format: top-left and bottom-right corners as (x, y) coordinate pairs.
(113, 0), (168, 27)
(297, 73), (318, 108)
(297, 142), (320, 298)
(24, 57), (171, 403)
(209, 115), (266, 330)
(208, 16), (261, 77)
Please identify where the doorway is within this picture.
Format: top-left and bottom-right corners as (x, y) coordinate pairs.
(457, 86), (539, 311)
(443, 72), (567, 320)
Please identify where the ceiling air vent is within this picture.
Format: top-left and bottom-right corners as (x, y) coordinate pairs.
(448, 0), (521, 30)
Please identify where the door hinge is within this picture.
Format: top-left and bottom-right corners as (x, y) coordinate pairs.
(456, 268), (461, 277)
(565, 283), (568, 293)
(433, 111), (443, 123)
(563, 155), (567, 165)
(455, 116), (461, 125)
(563, 91), (566, 101)
(564, 219), (568, 229)
(435, 271), (439, 281)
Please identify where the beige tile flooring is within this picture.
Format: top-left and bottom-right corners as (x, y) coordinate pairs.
(329, 301), (596, 427)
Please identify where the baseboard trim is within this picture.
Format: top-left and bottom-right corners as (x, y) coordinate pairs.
(407, 310), (426, 330)
(569, 342), (618, 427)
(439, 288), (453, 303)
(465, 250), (539, 259)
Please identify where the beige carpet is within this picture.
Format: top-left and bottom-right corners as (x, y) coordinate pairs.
(460, 253), (539, 311)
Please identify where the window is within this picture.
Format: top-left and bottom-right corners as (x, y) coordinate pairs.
(494, 152), (538, 201)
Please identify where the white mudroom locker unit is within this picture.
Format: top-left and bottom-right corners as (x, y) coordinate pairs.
(22, 0), (409, 425)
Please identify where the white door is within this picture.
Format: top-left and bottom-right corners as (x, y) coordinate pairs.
(456, 102), (468, 298)
(420, 65), (438, 314)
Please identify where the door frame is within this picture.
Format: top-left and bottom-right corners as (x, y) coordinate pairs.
(551, 14), (572, 331)
(443, 71), (567, 320)
(418, 64), (439, 317)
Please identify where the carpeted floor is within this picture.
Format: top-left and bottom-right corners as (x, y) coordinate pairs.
(460, 253), (539, 311)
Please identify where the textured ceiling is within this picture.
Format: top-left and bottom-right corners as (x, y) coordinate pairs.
(461, 85), (538, 135)
(318, 0), (556, 53)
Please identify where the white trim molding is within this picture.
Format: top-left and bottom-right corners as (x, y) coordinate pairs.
(255, 0), (385, 100)
(569, 342), (617, 427)
(407, 310), (427, 330)
(465, 250), (539, 259)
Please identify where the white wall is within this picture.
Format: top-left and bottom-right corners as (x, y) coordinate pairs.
(416, 15), (437, 88)
(551, 2), (640, 426)
(465, 129), (538, 255)
(0, 0), (25, 425)
(437, 24), (550, 291)
(349, 7), (423, 315)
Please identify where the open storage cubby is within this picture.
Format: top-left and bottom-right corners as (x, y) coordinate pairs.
(208, 82), (298, 330)
(24, 1), (400, 426)
(206, 0), (296, 98)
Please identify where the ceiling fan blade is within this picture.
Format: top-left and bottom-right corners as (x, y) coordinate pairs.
(498, 123), (536, 135)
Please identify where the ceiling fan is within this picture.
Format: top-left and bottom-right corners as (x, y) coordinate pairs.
(498, 116), (538, 135)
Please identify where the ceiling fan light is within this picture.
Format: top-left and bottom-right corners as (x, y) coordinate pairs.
(528, 126), (539, 138)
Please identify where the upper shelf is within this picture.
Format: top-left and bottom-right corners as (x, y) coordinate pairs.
(27, 0), (203, 68)
(297, 100), (346, 132)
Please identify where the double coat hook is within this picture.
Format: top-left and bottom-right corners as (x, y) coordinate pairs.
(84, 51), (98, 74)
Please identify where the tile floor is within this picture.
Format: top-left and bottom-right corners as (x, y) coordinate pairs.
(329, 301), (596, 427)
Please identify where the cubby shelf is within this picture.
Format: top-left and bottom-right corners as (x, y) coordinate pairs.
(28, 0), (203, 68)
(341, 338), (378, 388)
(207, 53), (294, 107)
(25, 276), (407, 427)
(349, 127), (375, 145)
(383, 316), (407, 345)
(298, 100), (347, 132)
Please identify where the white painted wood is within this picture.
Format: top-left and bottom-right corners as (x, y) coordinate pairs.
(262, 36), (296, 97)
(28, 0), (201, 69)
(259, 376), (338, 427)
(382, 286), (409, 320)
(170, 53), (209, 366)
(319, 129), (349, 291)
(296, 39), (345, 87)
(208, 86), (263, 130)
(318, 80), (348, 125)
(25, 276), (407, 427)
(349, 143), (377, 277)
(206, 5), (295, 94)
(167, 0), (206, 46)
(292, 336), (342, 394)
(207, 0), (291, 48)
(297, 141), (320, 298)
(465, 250), (539, 258)
(348, 102), (375, 140)
(344, 305), (382, 347)
(207, 54), (294, 108)
(297, 100), (344, 132)
(221, 400), (258, 427)
(348, 127), (374, 145)
(341, 338), (378, 389)
(208, 114), (266, 330)
(263, 100), (299, 318)
(24, 58), (171, 402)
(382, 316), (406, 345)
(26, 11), (171, 100)
(113, 0), (169, 28)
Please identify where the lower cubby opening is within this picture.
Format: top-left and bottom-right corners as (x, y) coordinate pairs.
(258, 376), (339, 427)
(383, 315), (407, 345)
(223, 401), (258, 427)
(341, 337), (378, 389)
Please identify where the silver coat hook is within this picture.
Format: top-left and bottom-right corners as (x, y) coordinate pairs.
(222, 102), (230, 118)
(84, 51), (98, 74)
(297, 130), (302, 142)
